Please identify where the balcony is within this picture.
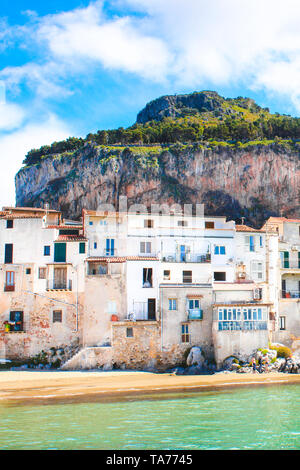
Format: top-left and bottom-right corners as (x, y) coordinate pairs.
(281, 261), (300, 269)
(46, 280), (72, 291)
(4, 284), (15, 292)
(281, 290), (300, 299)
(161, 253), (211, 263)
(188, 308), (203, 320)
(218, 321), (268, 331)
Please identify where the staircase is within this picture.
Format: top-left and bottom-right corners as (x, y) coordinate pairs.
(61, 346), (113, 370)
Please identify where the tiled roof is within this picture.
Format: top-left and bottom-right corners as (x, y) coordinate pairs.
(235, 224), (265, 233)
(2, 206), (60, 213)
(47, 225), (83, 229)
(267, 217), (300, 223)
(86, 256), (159, 263)
(55, 235), (87, 242)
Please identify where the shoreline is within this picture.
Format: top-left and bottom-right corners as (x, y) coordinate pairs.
(1, 370), (300, 405)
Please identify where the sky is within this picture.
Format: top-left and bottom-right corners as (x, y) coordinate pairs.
(2, 0), (300, 206)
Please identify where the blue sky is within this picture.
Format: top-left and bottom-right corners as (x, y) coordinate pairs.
(1, 0), (300, 205)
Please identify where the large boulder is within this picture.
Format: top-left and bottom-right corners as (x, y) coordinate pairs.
(186, 346), (205, 368)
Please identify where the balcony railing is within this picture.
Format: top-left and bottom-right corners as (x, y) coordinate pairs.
(4, 284), (15, 292)
(161, 253), (211, 263)
(218, 321), (268, 331)
(281, 290), (300, 299)
(46, 280), (72, 291)
(188, 308), (203, 320)
(281, 261), (300, 269)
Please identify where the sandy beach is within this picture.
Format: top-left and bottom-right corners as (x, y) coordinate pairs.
(0, 370), (300, 404)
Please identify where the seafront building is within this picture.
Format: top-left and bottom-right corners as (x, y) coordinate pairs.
(0, 205), (298, 369)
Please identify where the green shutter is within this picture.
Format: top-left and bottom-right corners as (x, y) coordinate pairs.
(54, 243), (66, 262)
(79, 242), (85, 254)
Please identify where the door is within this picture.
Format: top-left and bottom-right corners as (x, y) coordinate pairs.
(4, 244), (13, 264)
(54, 267), (67, 289)
(148, 299), (156, 320)
(54, 243), (66, 262)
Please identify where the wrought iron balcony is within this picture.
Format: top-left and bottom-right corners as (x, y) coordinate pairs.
(46, 280), (72, 291)
(188, 308), (203, 320)
(161, 253), (211, 263)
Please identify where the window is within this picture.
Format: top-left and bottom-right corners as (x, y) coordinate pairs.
(188, 299), (200, 310)
(163, 270), (170, 280)
(279, 316), (286, 330)
(205, 221), (214, 229)
(106, 239), (115, 256)
(178, 220), (188, 227)
(4, 244), (13, 264)
(89, 221), (93, 225)
(44, 245), (50, 256)
(79, 242), (86, 254)
(9, 311), (24, 332)
(169, 299), (177, 310)
(181, 324), (190, 343)
(54, 243), (66, 262)
(53, 310), (62, 323)
(144, 219), (154, 228)
(183, 270), (192, 283)
(107, 301), (117, 314)
(260, 236), (263, 247)
(251, 261), (263, 281)
(26, 268), (31, 275)
(6, 220), (13, 229)
(5, 271), (15, 291)
(214, 245), (226, 255)
(245, 235), (255, 252)
(38, 267), (46, 279)
(140, 242), (152, 254)
(94, 242), (97, 249)
(126, 327), (133, 338)
(143, 268), (153, 287)
(281, 251), (289, 268)
(214, 272), (226, 281)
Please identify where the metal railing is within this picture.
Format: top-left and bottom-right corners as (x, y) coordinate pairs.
(281, 261), (300, 269)
(188, 309), (203, 320)
(46, 280), (72, 290)
(281, 290), (300, 299)
(161, 253), (211, 263)
(218, 321), (268, 331)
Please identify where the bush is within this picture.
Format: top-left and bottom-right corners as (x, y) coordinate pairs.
(270, 345), (291, 359)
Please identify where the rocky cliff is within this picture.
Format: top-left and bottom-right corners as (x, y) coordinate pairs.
(15, 142), (300, 227)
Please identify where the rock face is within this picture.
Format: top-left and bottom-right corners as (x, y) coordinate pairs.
(15, 143), (300, 226)
(15, 144), (300, 227)
(136, 91), (226, 123)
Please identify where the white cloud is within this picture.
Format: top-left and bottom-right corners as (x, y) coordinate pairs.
(0, 114), (72, 206)
(0, 102), (25, 131)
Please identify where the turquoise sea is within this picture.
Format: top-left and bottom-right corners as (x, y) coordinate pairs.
(0, 384), (300, 450)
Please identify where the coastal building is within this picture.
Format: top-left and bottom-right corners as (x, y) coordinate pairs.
(0, 207), (86, 360)
(0, 205), (287, 370)
(263, 217), (300, 349)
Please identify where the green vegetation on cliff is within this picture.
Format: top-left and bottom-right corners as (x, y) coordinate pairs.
(23, 91), (300, 167)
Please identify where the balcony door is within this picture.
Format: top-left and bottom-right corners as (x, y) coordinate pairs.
(54, 267), (67, 289)
(148, 299), (156, 320)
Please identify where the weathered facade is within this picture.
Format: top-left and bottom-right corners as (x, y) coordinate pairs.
(1, 206), (298, 370)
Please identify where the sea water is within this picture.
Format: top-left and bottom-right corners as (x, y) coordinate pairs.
(0, 384), (300, 450)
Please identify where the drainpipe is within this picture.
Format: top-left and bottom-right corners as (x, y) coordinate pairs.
(160, 285), (163, 352)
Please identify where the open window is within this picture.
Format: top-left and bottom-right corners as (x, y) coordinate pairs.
(143, 268), (153, 287)
(9, 311), (24, 332)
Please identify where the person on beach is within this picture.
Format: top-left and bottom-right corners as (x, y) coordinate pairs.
(258, 354), (263, 373)
(264, 356), (270, 373)
(251, 357), (257, 373)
